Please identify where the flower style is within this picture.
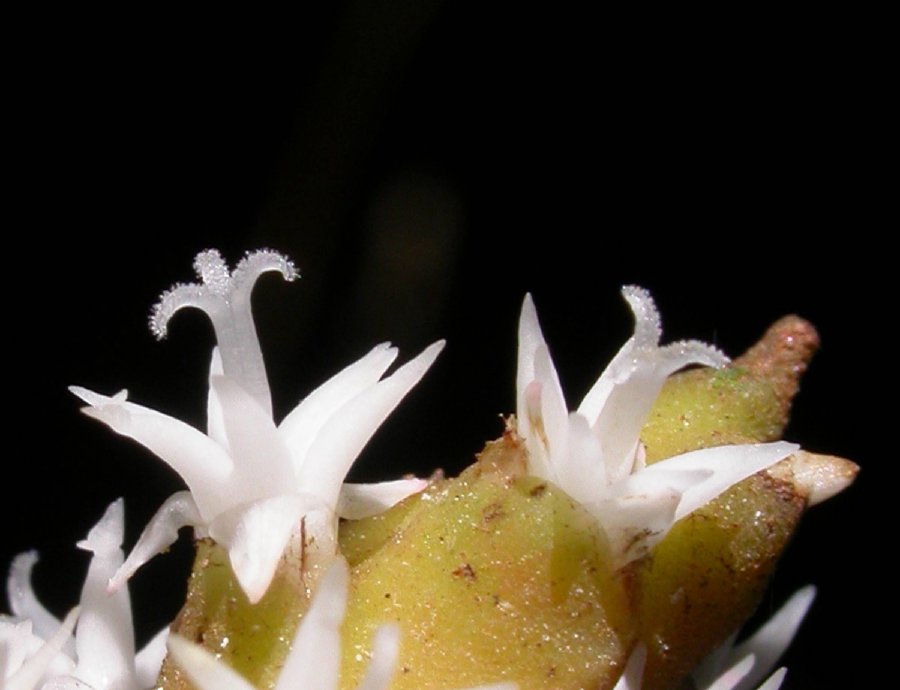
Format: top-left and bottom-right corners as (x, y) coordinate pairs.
(516, 287), (797, 564)
(2, 499), (167, 690)
(613, 586), (816, 690)
(70, 249), (444, 603)
(167, 557), (518, 690)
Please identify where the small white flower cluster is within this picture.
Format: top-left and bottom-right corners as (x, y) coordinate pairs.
(516, 288), (797, 565)
(2, 500), (167, 690)
(71, 249), (444, 603)
(2, 250), (822, 689)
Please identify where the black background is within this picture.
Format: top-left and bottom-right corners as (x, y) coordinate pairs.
(4, 4), (885, 688)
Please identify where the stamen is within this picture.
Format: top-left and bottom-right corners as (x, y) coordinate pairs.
(148, 249), (299, 416)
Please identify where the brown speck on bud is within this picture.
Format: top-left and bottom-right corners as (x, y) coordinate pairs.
(452, 562), (477, 581)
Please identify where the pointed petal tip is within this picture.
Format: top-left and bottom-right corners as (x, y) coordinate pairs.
(518, 293), (542, 334)
(758, 667), (788, 690)
(338, 478), (430, 519)
(166, 633), (255, 690)
(791, 584), (817, 612)
(69, 385), (114, 407)
(77, 498), (125, 555)
(105, 491), (202, 592)
(404, 339), (446, 373)
(519, 293), (539, 325)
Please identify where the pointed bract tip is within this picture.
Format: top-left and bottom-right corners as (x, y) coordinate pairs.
(767, 451), (859, 506)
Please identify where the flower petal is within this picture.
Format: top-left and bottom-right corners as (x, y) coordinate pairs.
(592, 465), (712, 563)
(728, 586), (815, 690)
(279, 343), (399, 477)
(550, 413), (604, 506)
(72, 500), (137, 689)
(705, 654), (755, 690)
(108, 492), (203, 593)
(166, 634), (256, 690)
(515, 294), (565, 481)
(591, 486), (684, 565)
(210, 375), (294, 502)
(612, 644), (646, 690)
(40, 676), (95, 689)
(354, 624), (399, 690)
(297, 341), (444, 513)
(668, 442), (799, 522)
(134, 626), (169, 689)
(691, 632), (739, 689)
(755, 668), (787, 690)
(529, 344), (570, 482)
(515, 294), (545, 429)
(208, 495), (311, 604)
(206, 348), (228, 450)
(592, 443), (795, 564)
(337, 479), (429, 520)
(69, 386), (233, 519)
(274, 558), (348, 690)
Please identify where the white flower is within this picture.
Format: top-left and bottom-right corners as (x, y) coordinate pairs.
(71, 249), (444, 603)
(2, 499), (167, 690)
(516, 288), (798, 565)
(167, 557), (518, 690)
(612, 586), (816, 690)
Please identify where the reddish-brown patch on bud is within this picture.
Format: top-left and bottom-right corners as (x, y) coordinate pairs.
(735, 315), (820, 421)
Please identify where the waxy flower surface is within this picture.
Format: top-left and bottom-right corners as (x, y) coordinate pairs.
(71, 250), (444, 602)
(516, 288), (797, 564)
(167, 558), (517, 690)
(2, 500), (166, 690)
